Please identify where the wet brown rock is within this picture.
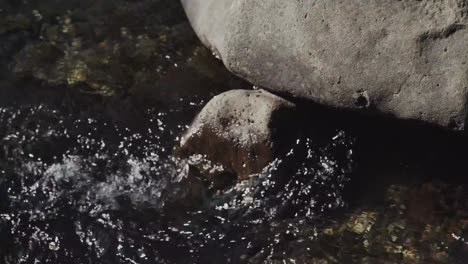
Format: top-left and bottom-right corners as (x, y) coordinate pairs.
(164, 163), (207, 211)
(178, 89), (297, 181)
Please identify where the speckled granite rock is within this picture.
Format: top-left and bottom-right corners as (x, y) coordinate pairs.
(182, 0), (468, 130)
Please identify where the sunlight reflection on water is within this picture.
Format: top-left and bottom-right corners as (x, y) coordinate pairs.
(0, 104), (354, 263)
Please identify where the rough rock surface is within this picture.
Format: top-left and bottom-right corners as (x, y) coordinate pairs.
(178, 89), (296, 181)
(182, 0), (468, 130)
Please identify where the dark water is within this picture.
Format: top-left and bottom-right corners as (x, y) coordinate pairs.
(0, 98), (354, 264)
(0, 1), (467, 264)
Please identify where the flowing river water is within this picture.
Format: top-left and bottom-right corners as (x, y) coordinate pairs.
(0, 1), (467, 263)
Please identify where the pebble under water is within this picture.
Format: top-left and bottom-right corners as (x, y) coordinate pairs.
(0, 97), (354, 264)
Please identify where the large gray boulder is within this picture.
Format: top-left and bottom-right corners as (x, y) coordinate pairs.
(182, 0), (468, 130)
(178, 89), (296, 181)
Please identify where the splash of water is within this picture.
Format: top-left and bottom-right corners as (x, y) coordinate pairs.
(0, 104), (354, 264)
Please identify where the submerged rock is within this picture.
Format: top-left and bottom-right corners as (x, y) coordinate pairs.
(316, 183), (468, 264)
(182, 0), (468, 130)
(178, 89), (297, 181)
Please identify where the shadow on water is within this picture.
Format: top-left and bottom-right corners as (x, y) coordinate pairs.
(271, 94), (468, 194)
